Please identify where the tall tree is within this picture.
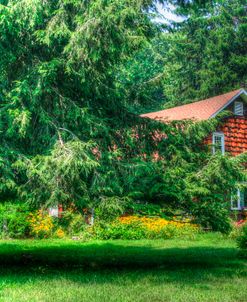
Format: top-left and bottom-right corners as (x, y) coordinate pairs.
(162, 0), (247, 106)
(0, 0), (245, 218)
(117, 37), (166, 114)
(0, 0), (165, 205)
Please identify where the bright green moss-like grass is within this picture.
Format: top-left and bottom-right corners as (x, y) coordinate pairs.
(0, 233), (246, 302)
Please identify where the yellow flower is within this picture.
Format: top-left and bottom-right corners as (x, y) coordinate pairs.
(55, 228), (65, 238)
(28, 210), (54, 238)
(118, 215), (198, 233)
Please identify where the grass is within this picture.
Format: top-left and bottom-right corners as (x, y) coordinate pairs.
(0, 233), (246, 302)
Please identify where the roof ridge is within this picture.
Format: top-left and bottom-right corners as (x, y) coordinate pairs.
(141, 88), (246, 121)
(141, 88), (243, 116)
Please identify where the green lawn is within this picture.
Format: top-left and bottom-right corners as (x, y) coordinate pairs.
(0, 234), (246, 302)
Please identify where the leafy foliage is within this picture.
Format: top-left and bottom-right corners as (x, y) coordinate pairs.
(16, 140), (99, 207)
(0, 202), (30, 238)
(237, 223), (247, 250)
(192, 201), (232, 234)
(0, 0), (163, 205)
(0, 0), (246, 232)
(94, 196), (129, 222)
(162, 0), (247, 106)
(58, 210), (87, 236)
(28, 210), (54, 239)
(91, 215), (199, 240)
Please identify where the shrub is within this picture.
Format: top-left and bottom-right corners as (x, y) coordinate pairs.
(95, 197), (129, 222)
(59, 210), (86, 235)
(236, 223), (247, 250)
(68, 213), (87, 235)
(192, 202), (232, 234)
(120, 216), (199, 239)
(54, 228), (66, 239)
(92, 220), (146, 240)
(28, 210), (54, 238)
(229, 220), (246, 239)
(229, 225), (243, 240)
(149, 224), (180, 239)
(92, 216), (199, 240)
(125, 202), (171, 218)
(0, 202), (31, 238)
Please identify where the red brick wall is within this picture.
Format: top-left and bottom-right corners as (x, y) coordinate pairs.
(205, 117), (247, 156)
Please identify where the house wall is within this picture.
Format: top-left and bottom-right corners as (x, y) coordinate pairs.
(205, 117), (247, 156)
(204, 95), (247, 156)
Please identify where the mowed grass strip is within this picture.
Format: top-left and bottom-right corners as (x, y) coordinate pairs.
(0, 233), (246, 302)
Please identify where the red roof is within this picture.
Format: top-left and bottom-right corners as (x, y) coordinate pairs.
(141, 89), (245, 122)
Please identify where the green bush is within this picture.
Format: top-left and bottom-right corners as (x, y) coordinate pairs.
(229, 224), (243, 239)
(192, 202), (232, 234)
(147, 224), (198, 240)
(237, 223), (247, 250)
(91, 218), (199, 240)
(28, 210), (54, 239)
(92, 221), (146, 240)
(59, 210), (86, 236)
(95, 197), (128, 222)
(126, 202), (170, 218)
(68, 214), (87, 235)
(0, 202), (31, 238)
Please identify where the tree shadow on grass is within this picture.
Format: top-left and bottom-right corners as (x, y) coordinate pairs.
(0, 242), (246, 288)
(0, 241), (243, 270)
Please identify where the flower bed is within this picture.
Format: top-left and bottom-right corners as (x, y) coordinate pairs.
(91, 216), (199, 240)
(119, 216), (196, 231)
(28, 210), (54, 238)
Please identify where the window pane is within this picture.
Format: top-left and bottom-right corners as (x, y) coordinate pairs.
(213, 134), (224, 154)
(240, 188), (247, 208)
(215, 136), (222, 149)
(231, 195), (239, 209)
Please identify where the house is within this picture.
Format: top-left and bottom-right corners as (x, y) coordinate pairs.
(141, 88), (247, 211)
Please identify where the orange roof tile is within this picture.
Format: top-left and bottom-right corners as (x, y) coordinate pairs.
(141, 89), (245, 122)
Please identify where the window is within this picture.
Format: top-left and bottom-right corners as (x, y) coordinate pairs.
(234, 101), (244, 116)
(212, 132), (225, 155)
(231, 187), (247, 210)
(48, 205), (59, 217)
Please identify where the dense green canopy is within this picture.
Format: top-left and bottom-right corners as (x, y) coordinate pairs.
(120, 0), (246, 111)
(162, 0), (247, 107)
(0, 0), (246, 230)
(0, 0), (162, 203)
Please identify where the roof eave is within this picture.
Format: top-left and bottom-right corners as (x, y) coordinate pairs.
(209, 89), (247, 119)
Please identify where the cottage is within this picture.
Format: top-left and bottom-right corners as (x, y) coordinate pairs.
(141, 88), (247, 211)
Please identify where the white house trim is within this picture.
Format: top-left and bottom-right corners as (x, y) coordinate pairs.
(234, 101), (244, 115)
(212, 132), (225, 155)
(231, 185), (247, 210)
(210, 89), (247, 119)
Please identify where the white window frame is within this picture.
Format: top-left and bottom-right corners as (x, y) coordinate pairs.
(212, 132), (225, 155)
(234, 101), (244, 116)
(231, 186), (246, 210)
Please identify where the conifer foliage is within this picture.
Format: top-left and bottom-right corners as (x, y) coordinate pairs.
(0, 0), (246, 231)
(0, 0), (164, 204)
